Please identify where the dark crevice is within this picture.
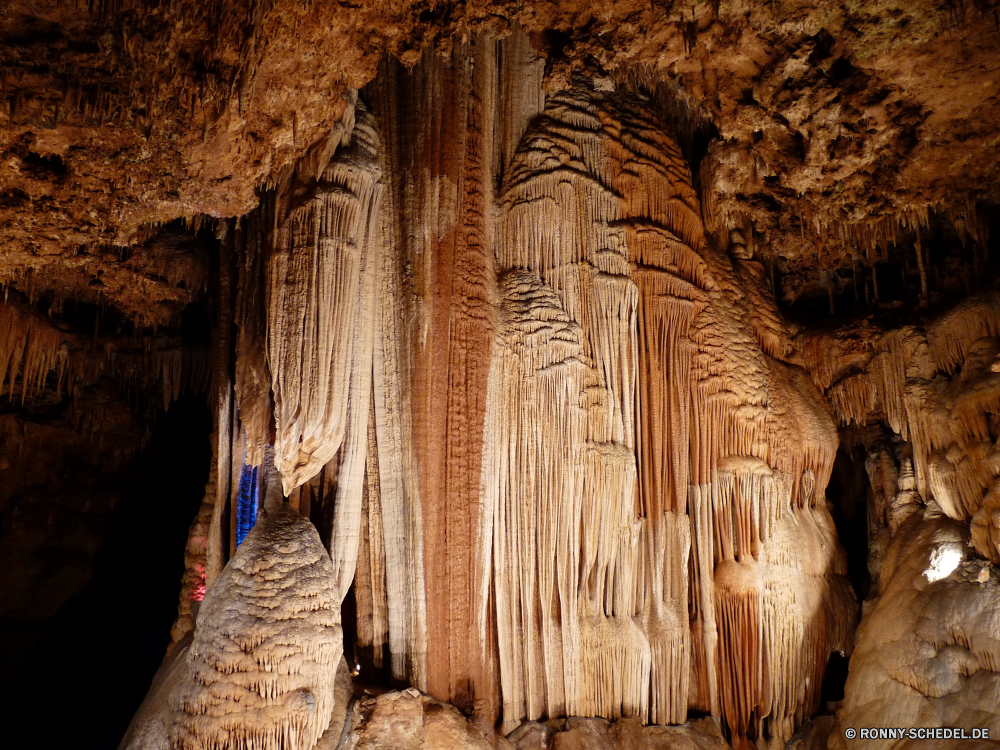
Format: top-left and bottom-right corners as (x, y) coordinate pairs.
(2, 395), (211, 749)
(827, 443), (873, 602)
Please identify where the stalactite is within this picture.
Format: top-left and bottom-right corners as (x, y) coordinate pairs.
(0, 297), (211, 419)
(367, 235), (429, 687)
(733, 256), (795, 361)
(482, 270), (592, 729)
(207, 221), (235, 590)
(155, 32), (857, 746)
(266, 102), (382, 494)
(798, 285), (1000, 561)
(355, 390), (389, 670)
(972, 479), (1000, 564)
(926, 285), (1000, 374)
(484, 85), (703, 731)
(233, 205), (273, 469)
(0, 299), (70, 402)
(915, 231), (929, 307)
(806, 288), (1000, 536)
(714, 558), (760, 749)
(689, 483), (720, 715)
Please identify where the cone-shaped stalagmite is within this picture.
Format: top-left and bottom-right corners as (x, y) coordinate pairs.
(120, 505), (341, 750)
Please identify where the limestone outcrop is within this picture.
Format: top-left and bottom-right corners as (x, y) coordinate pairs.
(1, 10), (998, 750)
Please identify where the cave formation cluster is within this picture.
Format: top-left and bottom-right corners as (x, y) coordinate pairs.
(2, 3), (1000, 750)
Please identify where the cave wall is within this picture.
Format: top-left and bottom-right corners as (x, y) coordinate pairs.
(4, 1), (1000, 311)
(134, 36), (857, 749)
(2, 4), (1000, 750)
(797, 283), (1000, 747)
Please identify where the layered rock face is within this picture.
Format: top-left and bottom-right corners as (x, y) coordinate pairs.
(116, 43), (857, 749)
(1, 7), (1000, 750)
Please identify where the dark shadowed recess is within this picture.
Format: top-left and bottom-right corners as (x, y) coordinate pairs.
(2, 395), (211, 748)
(778, 202), (1000, 327)
(820, 442), (873, 705)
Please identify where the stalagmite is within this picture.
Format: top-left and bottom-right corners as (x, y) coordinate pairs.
(170, 458), (216, 646)
(122, 505), (341, 750)
(478, 80), (852, 745)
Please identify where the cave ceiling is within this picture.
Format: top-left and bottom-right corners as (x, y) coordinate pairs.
(3, 0), (999, 324)
(4, 4), (1000, 749)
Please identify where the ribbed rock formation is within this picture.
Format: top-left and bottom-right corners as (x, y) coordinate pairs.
(3, 8), (1000, 750)
(153, 47), (857, 750)
(267, 104), (382, 496)
(121, 505), (341, 750)
(477, 81), (855, 746)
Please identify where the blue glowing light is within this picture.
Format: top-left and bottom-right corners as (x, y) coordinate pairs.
(236, 464), (259, 546)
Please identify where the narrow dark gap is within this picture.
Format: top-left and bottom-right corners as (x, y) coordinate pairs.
(3, 395), (212, 748)
(827, 443), (872, 604)
(819, 441), (874, 706)
(344, 580), (398, 695)
(24, 150), (68, 177)
(342, 581), (360, 669)
(821, 652), (851, 703)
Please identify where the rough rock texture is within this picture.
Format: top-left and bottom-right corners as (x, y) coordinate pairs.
(829, 513), (1000, 750)
(2, 2), (999, 320)
(343, 689), (498, 750)
(335, 688), (730, 750)
(800, 285), (1000, 559)
(4, 4), (1000, 749)
(794, 285), (1000, 750)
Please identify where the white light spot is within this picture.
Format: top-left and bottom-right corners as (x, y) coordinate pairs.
(925, 543), (963, 582)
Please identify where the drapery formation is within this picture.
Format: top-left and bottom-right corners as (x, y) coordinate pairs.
(479, 83), (853, 746)
(165, 33), (855, 750)
(800, 285), (1000, 563)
